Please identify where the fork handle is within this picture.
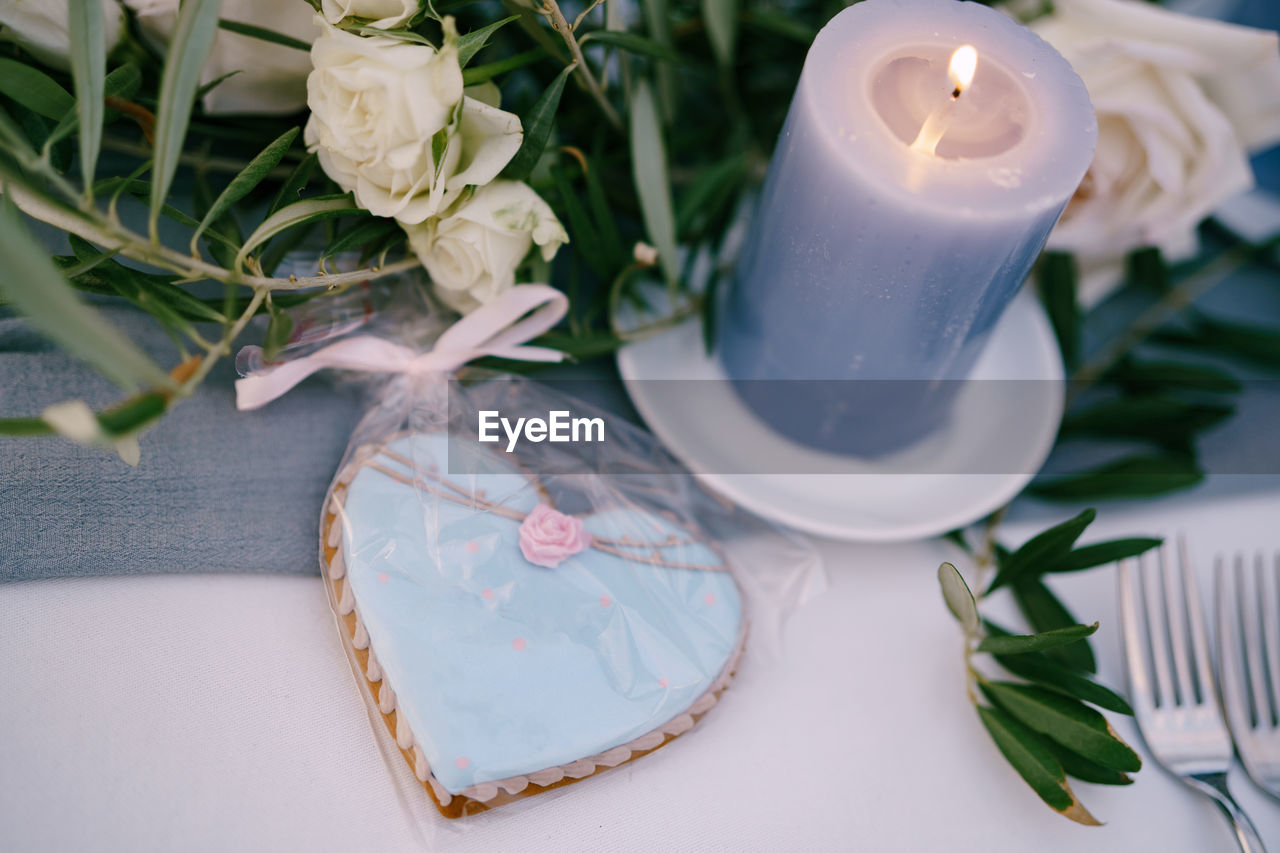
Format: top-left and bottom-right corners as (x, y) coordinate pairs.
(1189, 773), (1267, 853)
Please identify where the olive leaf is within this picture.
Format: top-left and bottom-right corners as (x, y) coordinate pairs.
(1012, 578), (1097, 673)
(1045, 740), (1134, 786)
(981, 682), (1142, 773)
(629, 81), (679, 290)
(976, 705), (1101, 826)
(993, 652), (1133, 716)
(1050, 538), (1161, 574)
(191, 127), (300, 254)
(1037, 251), (1079, 371)
(503, 64), (573, 183)
(938, 562), (979, 635)
(67, 0), (106, 197)
(1029, 454), (1204, 501)
(987, 508), (1095, 593)
(149, 0), (223, 237)
(976, 623), (1097, 656)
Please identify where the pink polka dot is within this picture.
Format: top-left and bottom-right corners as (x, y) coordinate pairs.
(512, 637), (527, 651)
(465, 540), (480, 555)
(704, 592), (716, 605)
(600, 595), (611, 607)
(481, 588), (495, 600)
(455, 756), (469, 770)
(658, 678), (669, 688)
(377, 572), (389, 584)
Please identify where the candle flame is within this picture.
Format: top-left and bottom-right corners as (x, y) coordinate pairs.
(949, 45), (978, 96)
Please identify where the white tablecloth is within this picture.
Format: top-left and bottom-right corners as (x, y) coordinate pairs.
(4, 484), (1280, 852)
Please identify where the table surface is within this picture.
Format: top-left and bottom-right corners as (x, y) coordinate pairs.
(4, 481), (1279, 852)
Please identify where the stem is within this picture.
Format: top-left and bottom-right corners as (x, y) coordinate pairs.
(541, 0), (624, 131)
(8, 181), (422, 291)
(181, 287), (268, 393)
(1067, 237), (1279, 404)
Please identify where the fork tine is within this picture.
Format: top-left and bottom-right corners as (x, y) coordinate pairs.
(1165, 537), (1199, 705)
(1218, 555), (1251, 736)
(1179, 535), (1214, 705)
(1119, 558), (1156, 717)
(1243, 554), (1273, 727)
(1266, 554), (1280, 726)
(1142, 547), (1177, 708)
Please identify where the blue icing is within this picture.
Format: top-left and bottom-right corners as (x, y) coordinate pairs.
(341, 434), (743, 794)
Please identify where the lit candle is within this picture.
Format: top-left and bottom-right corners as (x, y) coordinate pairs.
(718, 0), (1096, 455)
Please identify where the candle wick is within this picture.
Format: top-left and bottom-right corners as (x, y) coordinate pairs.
(951, 87), (962, 99)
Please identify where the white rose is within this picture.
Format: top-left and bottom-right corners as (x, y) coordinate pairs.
(404, 180), (569, 313)
(0, 0), (123, 70)
(321, 0), (418, 30)
(124, 0), (317, 115)
(1032, 0), (1280, 306)
(304, 21), (522, 224)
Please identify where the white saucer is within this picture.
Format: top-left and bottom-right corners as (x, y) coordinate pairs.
(616, 289), (1064, 542)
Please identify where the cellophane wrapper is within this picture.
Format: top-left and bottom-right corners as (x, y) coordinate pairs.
(251, 279), (825, 837)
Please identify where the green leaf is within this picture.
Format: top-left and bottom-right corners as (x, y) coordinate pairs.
(1051, 538), (1162, 574)
(977, 623), (1098, 656)
(95, 392), (169, 437)
(263, 301), (294, 360)
(975, 705), (1100, 825)
(981, 682), (1142, 773)
(43, 64), (142, 153)
(1012, 578), (1097, 673)
(1045, 741), (1135, 786)
(584, 152), (624, 270)
(581, 30), (682, 63)
(0, 197), (171, 392)
(1106, 359), (1241, 396)
(1029, 454), (1204, 501)
(268, 151), (317, 216)
(550, 165), (609, 278)
(502, 64), (572, 182)
(1186, 313), (1280, 367)
(321, 217), (404, 263)
(149, 0), (223, 239)
(1037, 252), (1079, 371)
(987, 509), (1095, 593)
(0, 58), (73, 120)
(676, 153), (746, 239)
(944, 529), (973, 555)
(456, 16), (518, 67)
(236, 195), (367, 270)
(1125, 246), (1170, 294)
(1060, 396), (1234, 447)
(938, 562), (979, 634)
(703, 0), (738, 66)
(741, 10), (815, 43)
(629, 81), (678, 290)
(218, 18), (312, 51)
(191, 127), (299, 253)
(68, 0), (106, 197)
(990, 646), (1133, 715)
(462, 48), (544, 86)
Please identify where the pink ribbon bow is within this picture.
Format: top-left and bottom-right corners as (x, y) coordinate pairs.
(235, 284), (568, 411)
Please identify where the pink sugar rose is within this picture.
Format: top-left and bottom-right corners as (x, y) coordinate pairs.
(518, 504), (592, 568)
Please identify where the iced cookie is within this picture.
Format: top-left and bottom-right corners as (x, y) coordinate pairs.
(321, 433), (746, 817)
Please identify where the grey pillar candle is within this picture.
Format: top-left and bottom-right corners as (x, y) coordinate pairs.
(718, 0), (1096, 455)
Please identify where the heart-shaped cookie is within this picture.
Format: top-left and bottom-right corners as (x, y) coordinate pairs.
(321, 432), (746, 817)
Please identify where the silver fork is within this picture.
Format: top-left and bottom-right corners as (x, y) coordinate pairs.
(1218, 552), (1280, 802)
(1119, 540), (1266, 853)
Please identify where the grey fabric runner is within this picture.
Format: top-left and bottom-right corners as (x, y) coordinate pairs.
(0, 303), (365, 581)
